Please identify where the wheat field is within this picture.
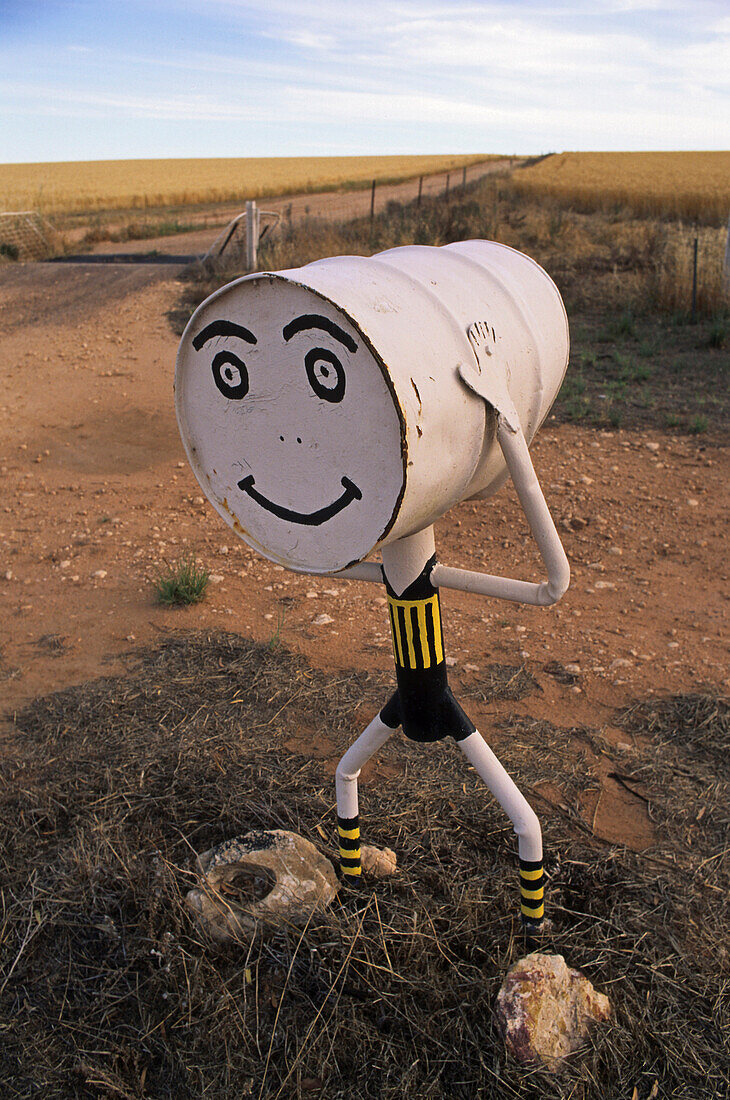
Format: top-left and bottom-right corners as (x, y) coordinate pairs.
(513, 151), (730, 225)
(0, 154), (490, 218)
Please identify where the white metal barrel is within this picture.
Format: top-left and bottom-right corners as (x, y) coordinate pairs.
(175, 240), (569, 575)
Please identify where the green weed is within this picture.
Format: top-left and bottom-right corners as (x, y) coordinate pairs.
(616, 355), (652, 382)
(707, 320), (727, 349)
(154, 555), (210, 606)
(268, 608), (286, 650)
(615, 310), (636, 337)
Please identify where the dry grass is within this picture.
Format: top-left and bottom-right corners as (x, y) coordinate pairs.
(1, 631), (727, 1098)
(0, 155), (489, 218)
(178, 171), (729, 323)
(512, 152), (730, 227)
(173, 173), (729, 438)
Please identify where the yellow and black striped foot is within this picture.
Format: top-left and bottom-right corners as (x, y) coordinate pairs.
(520, 858), (545, 929)
(338, 815), (361, 880)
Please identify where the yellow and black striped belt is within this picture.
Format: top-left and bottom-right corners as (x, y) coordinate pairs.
(388, 593), (444, 671)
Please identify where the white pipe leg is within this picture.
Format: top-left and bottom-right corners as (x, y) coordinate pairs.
(459, 730), (545, 926)
(335, 713), (395, 878)
(458, 730), (542, 861)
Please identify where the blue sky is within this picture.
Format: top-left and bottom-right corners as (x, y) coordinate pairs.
(1, 0), (728, 163)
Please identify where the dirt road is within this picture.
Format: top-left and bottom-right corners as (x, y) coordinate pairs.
(77, 158), (515, 259)
(0, 229), (727, 855)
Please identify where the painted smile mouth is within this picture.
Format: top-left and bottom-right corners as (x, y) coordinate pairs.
(237, 475), (362, 526)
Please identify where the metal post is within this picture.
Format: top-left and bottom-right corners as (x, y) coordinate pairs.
(462, 165), (467, 193)
(445, 173), (450, 202)
(370, 179), (376, 224)
(245, 200), (258, 271)
(691, 236), (698, 323)
(417, 175), (423, 208)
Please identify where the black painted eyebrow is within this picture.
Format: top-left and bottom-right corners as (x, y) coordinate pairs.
(192, 320), (257, 350)
(282, 314), (357, 353)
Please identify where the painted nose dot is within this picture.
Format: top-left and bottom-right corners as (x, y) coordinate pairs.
(297, 437), (302, 445)
(279, 435), (285, 442)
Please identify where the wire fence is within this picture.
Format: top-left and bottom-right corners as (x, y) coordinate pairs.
(0, 211), (60, 261)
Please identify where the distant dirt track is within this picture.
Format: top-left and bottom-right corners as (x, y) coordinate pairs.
(83, 157), (518, 259)
(0, 158), (518, 334)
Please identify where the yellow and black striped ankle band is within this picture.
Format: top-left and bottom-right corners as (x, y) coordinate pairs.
(337, 814), (361, 877)
(519, 857), (545, 922)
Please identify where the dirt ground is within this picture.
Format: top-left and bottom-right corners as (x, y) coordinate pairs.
(0, 249), (727, 861)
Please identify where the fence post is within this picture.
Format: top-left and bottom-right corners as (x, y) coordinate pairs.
(370, 179), (376, 225)
(445, 173), (450, 202)
(245, 200), (258, 270)
(723, 210), (730, 299)
(417, 176), (423, 208)
(462, 165), (467, 193)
(691, 236), (698, 323)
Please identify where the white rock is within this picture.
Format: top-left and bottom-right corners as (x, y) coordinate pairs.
(496, 952), (611, 1070)
(312, 613), (334, 626)
(360, 845), (398, 878)
(209, 574), (225, 583)
(93, 569), (107, 579)
(186, 830), (338, 943)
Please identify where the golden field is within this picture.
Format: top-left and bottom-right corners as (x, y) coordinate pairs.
(0, 154), (490, 217)
(512, 151), (730, 225)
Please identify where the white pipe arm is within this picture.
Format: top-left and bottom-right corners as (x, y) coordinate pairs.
(435, 335), (570, 607)
(336, 561), (383, 584)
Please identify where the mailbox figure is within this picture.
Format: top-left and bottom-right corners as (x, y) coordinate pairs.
(175, 240), (570, 931)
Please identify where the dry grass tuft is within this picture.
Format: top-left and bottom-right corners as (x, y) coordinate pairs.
(178, 172), (729, 326)
(1, 632), (727, 1097)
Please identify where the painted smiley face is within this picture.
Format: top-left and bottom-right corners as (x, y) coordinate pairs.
(175, 276), (405, 573)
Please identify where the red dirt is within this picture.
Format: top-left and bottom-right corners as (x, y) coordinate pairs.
(1, 259), (727, 857)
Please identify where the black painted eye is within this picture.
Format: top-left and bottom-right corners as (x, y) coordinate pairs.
(212, 350), (249, 400)
(305, 347), (345, 403)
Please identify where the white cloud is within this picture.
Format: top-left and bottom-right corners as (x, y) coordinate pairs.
(1, 0), (729, 156)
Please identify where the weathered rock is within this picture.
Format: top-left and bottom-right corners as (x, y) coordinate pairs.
(495, 952), (611, 1070)
(186, 830), (339, 943)
(360, 844), (398, 878)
